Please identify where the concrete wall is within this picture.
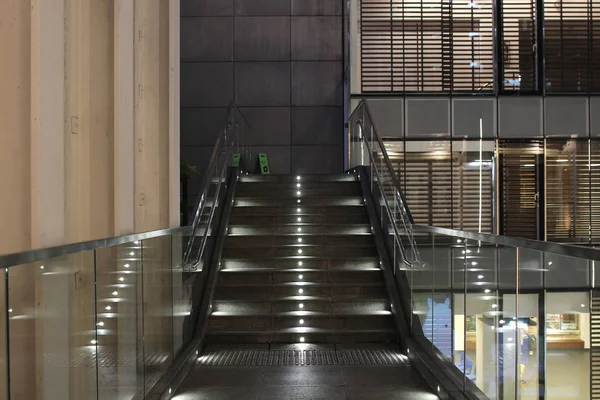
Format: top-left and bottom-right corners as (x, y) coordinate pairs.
(181, 0), (345, 202)
(0, 0), (180, 397)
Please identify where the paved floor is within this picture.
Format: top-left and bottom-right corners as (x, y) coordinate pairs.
(173, 364), (438, 400)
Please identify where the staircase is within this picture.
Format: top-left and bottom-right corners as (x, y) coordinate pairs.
(205, 173), (397, 344)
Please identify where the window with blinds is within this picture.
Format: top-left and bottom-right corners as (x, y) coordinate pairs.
(545, 140), (590, 242)
(501, 0), (538, 91)
(385, 141), (493, 232)
(360, 0), (494, 92)
(498, 141), (542, 239)
(543, 0), (600, 93)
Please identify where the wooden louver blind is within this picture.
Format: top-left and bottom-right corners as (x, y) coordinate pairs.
(360, 0), (494, 92)
(543, 0), (600, 93)
(499, 142), (542, 240)
(387, 144), (493, 232)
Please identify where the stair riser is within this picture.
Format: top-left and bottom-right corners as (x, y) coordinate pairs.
(228, 225), (372, 236)
(228, 215), (370, 225)
(231, 206), (367, 216)
(205, 332), (397, 344)
(236, 182), (359, 191)
(208, 316), (394, 330)
(224, 235), (374, 248)
(217, 271), (383, 285)
(235, 188), (361, 198)
(213, 301), (390, 314)
(234, 198), (364, 207)
(239, 175), (357, 183)
(222, 259), (379, 270)
(214, 286), (387, 299)
(221, 246), (378, 259)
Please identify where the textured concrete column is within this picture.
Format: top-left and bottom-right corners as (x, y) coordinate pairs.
(134, 0), (171, 233)
(114, 0), (136, 237)
(0, 0), (31, 394)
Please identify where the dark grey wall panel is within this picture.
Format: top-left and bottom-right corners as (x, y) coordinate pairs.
(292, 62), (343, 106)
(498, 97), (543, 138)
(182, 0), (234, 16)
(292, 107), (343, 145)
(235, 17), (290, 61)
(292, 0), (343, 15)
(366, 98), (404, 138)
(241, 107), (291, 145)
(291, 17), (342, 61)
(235, 0), (291, 15)
(181, 18), (233, 62)
(452, 98), (496, 138)
(544, 97), (588, 137)
(181, 107), (229, 146)
(292, 145), (343, 174)
(181, 0), (344, 188)
(235, 62), (291, 106)
(181, 62), (234, 107)
(405, 98), (450, 137)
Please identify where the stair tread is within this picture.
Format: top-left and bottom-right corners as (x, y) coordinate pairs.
(220, 267), (381, 273)
(215, 295), (389, 302)
(208, 327), (395, 334)
(216, 282), (384, 288)
(211, 310), (392, 317)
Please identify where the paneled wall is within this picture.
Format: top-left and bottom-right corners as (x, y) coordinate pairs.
(351, 96), (600, 138)
(181, 0), (345, 204)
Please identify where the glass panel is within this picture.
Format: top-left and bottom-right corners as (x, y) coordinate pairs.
(96, 240), (143, 398)
(8, 252), (98, 399)
(545, 253), (590, 289)
(411, 232), (435, 352)
(142, 236), (174, 394)
(498, 246), (518, 399)
(452, 237), (467, 378)
(464, 240), (499, 397)
(432, 233), (453, 358)
(172, 231), (191, 357)
(546, 292), (590, 399)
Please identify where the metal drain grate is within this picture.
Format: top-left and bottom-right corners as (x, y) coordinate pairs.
(197, 348), (409, 367)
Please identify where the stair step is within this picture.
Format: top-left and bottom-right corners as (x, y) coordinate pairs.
(235, 187), (361, 198)
(213, 298), (391, 314)
(231, 205), (367, 216)
(205, 328), (397, 344)
(221, 258), (379, 271)
(214, 283), (386, 299)
(208, 314), (394, 330)
(221, 245), (377, 259)
(228, 214), (370, 225)
(239, 174), (357, 183)
(233, 197), (364, 207)
(217, 269), (382, 284)
(228, 224), (372, 236)
(224, 234), (374, 248)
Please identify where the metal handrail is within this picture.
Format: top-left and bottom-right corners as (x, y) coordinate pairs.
(0, 226), (191, 269)
(349, 99), (425, 269)
(182, 103), (249, 270)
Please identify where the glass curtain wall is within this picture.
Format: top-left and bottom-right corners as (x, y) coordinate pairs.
(385, 138), (600, 243)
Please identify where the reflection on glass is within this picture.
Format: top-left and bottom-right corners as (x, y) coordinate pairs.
(142, 236), (174, 394)
(96, 241), (143, 399)
(546, 292), (590, 399)
(8, 253), (98, 399)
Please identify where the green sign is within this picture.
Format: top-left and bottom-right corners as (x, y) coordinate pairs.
(258, 153), (270, 175)
(232, 153), (240, 167)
